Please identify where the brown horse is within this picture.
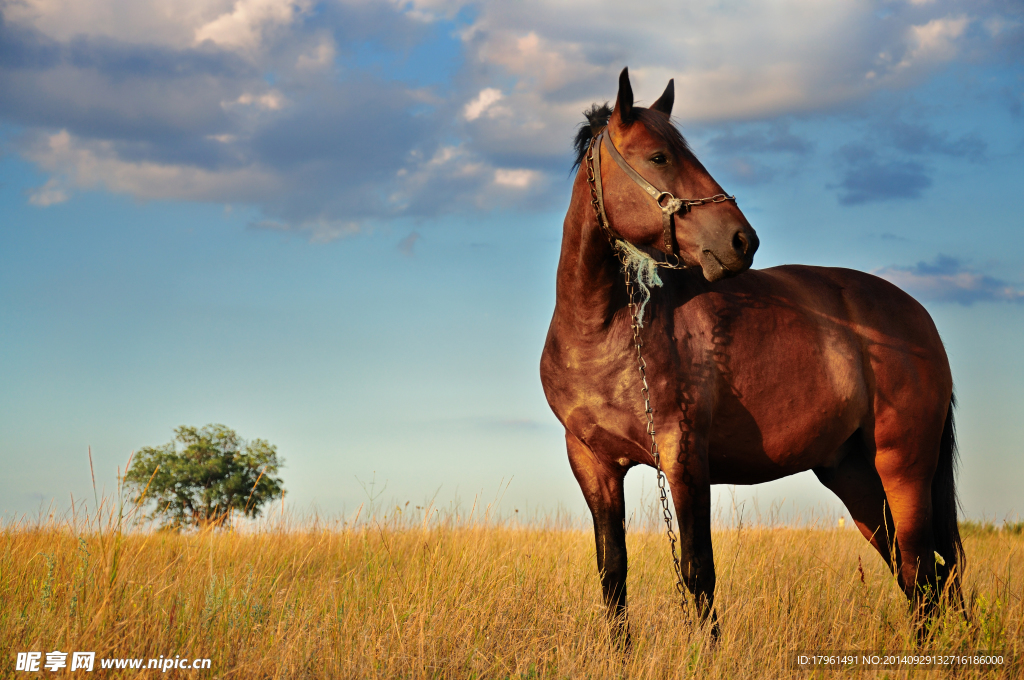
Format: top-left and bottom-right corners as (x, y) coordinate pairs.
(540, 68), (963, 641)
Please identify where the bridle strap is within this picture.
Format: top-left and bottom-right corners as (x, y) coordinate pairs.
(590, 129), (617, 245)
(599, 131), (685, 256)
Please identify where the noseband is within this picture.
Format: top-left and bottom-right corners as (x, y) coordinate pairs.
(586, 129), (736, 266)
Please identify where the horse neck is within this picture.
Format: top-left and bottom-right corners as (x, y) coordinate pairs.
(553, 172), (624, 334)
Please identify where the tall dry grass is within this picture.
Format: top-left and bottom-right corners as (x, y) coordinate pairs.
(2, 498), (1021, 679)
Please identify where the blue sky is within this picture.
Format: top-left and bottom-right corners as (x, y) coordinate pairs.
(2, 0), (1022, 524)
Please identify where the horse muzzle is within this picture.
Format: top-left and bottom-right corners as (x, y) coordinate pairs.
(698, 224), (758, 282)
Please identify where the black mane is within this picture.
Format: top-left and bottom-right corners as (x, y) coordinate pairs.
(571, 102), (692, 172)
(572, 103), (612, 171)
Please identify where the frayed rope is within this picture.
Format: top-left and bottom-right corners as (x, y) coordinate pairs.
(615, 240), (663, 327)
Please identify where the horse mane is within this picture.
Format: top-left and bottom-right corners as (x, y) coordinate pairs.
(571, 102), (692, 172)
(572, 103), (612, 171)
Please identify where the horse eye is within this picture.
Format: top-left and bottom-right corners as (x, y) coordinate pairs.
(650, 153), (668, 165)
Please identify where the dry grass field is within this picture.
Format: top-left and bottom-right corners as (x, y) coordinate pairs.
(2, 500), (1021, 679)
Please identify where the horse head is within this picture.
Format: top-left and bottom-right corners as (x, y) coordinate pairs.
(595, 68), (758, 282)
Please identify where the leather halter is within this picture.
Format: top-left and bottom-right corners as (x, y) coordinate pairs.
(588, 129), (736, 260)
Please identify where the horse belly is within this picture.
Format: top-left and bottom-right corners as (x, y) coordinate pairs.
(707, 406), (860, 484)
(705, 318), (867, 485)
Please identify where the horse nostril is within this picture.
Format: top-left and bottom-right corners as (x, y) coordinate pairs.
(732, 230), (748, 256)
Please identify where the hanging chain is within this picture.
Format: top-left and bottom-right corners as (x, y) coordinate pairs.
(620, 257), (689, 610)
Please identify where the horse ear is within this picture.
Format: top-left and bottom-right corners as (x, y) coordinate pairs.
(614, 67), (634, 124)
(651, 79), (674, 116)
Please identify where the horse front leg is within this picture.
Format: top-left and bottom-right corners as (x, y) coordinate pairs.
(565, 431), (630, 646)
(663, 439), (719, 639)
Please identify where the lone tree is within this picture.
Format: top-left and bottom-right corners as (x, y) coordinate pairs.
(125, 424), (285, 529)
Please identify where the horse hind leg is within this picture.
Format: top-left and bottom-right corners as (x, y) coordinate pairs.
(874, 438), (946, 627)
(816, 440), (945, 642)
(828, 407), (956, 640)
(930, 398), (965, 609)
(813, 437), (899, 572)
(876, 470), (943, 629)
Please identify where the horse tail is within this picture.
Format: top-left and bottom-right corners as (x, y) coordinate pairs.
(932, 392), (965, 605)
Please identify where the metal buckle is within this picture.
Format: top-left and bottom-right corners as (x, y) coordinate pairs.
(658, 252), (684, 269)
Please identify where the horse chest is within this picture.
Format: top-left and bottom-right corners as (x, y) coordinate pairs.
(542, 327), (706, 465)
(542, 342), (635, 418)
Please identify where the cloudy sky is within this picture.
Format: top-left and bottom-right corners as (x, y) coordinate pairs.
(2, 0), (1022, 525)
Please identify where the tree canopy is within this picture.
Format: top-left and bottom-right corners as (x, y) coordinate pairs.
(124, 424), (285, 529)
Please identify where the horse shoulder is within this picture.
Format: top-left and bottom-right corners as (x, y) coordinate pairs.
(540, 319), (637, 433)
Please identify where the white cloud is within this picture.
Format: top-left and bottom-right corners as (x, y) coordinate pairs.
(462, 0), (886, 123)
(3, 0), (322, 55)
(866, 15), (970, 83)
(445, 0), (997, 180)
(252, 216), (360, 243)
(296, 37), (336, 70)
(2, 0), (231, 47)
(474, 31), (599, 94)
(8, 0), (978, 124)
(2, 0), (1014, 234)
(875, 257), (1024, 305)
(194, 0), (312, 51)
(493, 168), (537, 188)
(898, 16), (970, 70)
(983, 16), (1019, 37)
(388, 142), (553, 215)
(390, 144), (480, 207)
(28, 177), (70, 207)
(455, 0), (988, 163)
(25, 130), (279, 203)
(394, 0), (466, 23)
(230, 90), (287, 110)
(464, 88), (505, 121)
